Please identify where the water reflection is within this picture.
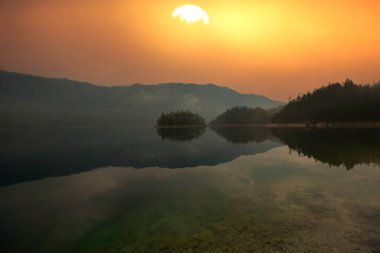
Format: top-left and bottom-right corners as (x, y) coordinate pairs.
(273, 128), (380, 170)
(156, 127), (205, 142)
(1, 147), (380, 253)
(0, 127), (280, 186)
(210, 127), (380, 170)
(1, 127), (380, 252)
(211, 126), (276, 144)
(1, 127), (380, 188)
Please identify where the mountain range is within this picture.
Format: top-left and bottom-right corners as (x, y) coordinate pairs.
(0, 70), (282, 127)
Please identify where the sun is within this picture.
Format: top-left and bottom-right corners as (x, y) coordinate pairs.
(172, 4), (209, 24)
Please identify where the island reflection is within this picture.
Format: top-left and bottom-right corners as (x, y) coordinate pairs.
(0, 127), (280, 186)
(156, 127), (205, 142)
(211, 126), (276, 144)
(1, 127), (380, 187)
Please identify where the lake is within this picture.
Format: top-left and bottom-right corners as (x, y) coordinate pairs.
(0, 127), (379, 253)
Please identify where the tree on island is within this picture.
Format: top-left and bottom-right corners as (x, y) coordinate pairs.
(210, 106), (277, 126)
(156, 110), (206, 127)
(272, 79), (380, 123)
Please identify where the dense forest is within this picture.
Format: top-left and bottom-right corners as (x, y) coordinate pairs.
(211, 80), (380, 125)
(210, 106), (280, 125)
(156, 111), (206, 127)
(273, 79), (380, 123)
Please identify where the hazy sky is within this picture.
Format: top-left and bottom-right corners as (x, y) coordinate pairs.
(1, 0), (380, 100)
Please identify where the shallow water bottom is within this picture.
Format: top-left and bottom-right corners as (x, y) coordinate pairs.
(1, 146), (380, 253)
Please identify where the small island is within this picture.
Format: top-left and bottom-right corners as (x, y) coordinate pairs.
(156, 110), (206, 127)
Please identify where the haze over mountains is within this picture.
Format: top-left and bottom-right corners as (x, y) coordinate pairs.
(0, 71), (282, 127)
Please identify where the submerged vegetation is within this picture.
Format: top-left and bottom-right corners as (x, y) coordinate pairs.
(156, 111), (206, 127)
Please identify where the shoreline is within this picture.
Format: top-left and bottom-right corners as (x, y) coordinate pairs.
(210, 122), (380, 128)
(155, 125), (206, 128)
(1, 122), (380, 130)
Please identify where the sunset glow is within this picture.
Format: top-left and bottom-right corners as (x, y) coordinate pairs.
(0, 0), (380, 100)
(1, 2), (380, 251)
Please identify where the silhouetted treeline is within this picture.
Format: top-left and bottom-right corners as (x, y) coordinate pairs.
(210, 106), (280, 125)
(272, 79), (380, 123)
(156, 111), (206, 126)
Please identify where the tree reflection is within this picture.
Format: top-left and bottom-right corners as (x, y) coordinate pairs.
(211, 126), (380, 170)
(0, 127), (280, 186)
(211, 127), (276, 144)
(273, 128), (380, 170)
(156, 127), (206, 142)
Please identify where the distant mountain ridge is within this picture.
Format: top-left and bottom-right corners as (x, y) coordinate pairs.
(0, 70), (283, 127)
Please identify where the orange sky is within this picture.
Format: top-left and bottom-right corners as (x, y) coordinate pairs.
(1, 0), (380, 100)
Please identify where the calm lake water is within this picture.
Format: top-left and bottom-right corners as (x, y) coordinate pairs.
(0, 127), (380, 253)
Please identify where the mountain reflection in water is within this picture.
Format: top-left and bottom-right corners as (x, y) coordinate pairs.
(0, 127), (279, 186)
(0, 127), (379, 187)
(1, 127), (380, 253)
